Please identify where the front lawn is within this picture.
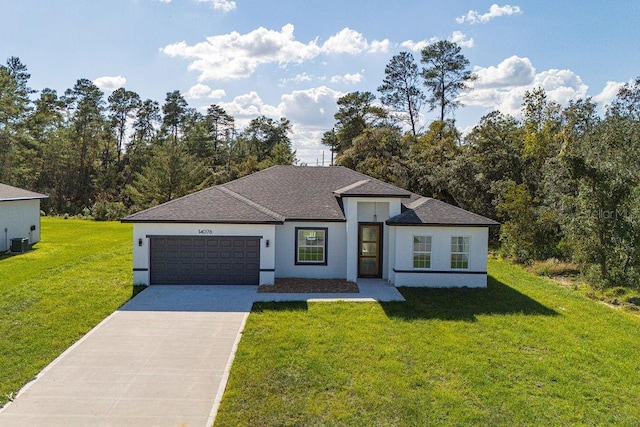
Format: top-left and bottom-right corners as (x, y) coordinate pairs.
(0, 217), (132, 406)
(216, 258), (640, 426)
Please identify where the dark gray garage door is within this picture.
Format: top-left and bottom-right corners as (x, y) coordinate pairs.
(150, 236), (260, 285)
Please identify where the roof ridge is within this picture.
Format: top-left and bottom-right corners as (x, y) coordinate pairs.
(333, 179), (370, 194)
(334, 166), (411, 194)
(406, 196), (430, 210)
(218, 186), (285, 222)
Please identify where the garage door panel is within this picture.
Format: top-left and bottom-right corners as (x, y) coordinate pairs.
(150, 236), (260, 285)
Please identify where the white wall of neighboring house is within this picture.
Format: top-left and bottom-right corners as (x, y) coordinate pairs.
(275, 221), (347, 279)
(390, 226), (489, 288)
(0, 200), (42, 252)
(132, 222), (276, 285)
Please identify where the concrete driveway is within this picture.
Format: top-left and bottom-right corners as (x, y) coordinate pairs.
(0, 285), (256, 427)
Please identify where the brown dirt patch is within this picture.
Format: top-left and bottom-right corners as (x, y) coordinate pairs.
(258, 278), (359, 293)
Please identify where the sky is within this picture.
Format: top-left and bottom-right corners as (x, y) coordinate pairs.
(1, 0), (639, 164)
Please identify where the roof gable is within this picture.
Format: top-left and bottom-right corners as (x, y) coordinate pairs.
(0, 183), (48, 202)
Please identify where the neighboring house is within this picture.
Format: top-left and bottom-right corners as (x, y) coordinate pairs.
(122, 166), (499, 288)
(0, 183), (48, 252)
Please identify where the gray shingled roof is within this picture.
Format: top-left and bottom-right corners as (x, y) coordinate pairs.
(122, 186), (283, 223)
(0, 183), (48, 202)
(387, 197), (500, 226)
(123, 165), (499, 227)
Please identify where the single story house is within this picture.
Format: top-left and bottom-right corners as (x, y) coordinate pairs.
(122, 166), (499, 288)
(0, 183), (48, 252)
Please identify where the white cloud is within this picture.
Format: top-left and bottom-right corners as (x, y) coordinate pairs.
(449, 31), (474, 48)
(158, 0), (171, 3)
(400, 32), (472, 52)
(278, 86), (343, 127)
(196, 0), (236, 12)
(461, 57), (589, 116)
(321, 28), (367, 54)
(330, 72), (363, 84)
(218, 91), (279, 117)
(593, 81), (624, 108)
(457, 4), (522, 24)
(369, 39), (391, 53)
(184, 84), (227, 99)
(208, 89), (226, 99)
(473, 55), (536, 88)
(321, 27), (389, 54)
(401, 37), (438, 52)
(93, 75), (126, 92)
(184, 83), (212, 99)
(279, 72), (315, 85)
(162, 25), (390, 82)
(162, 24), (321, 81)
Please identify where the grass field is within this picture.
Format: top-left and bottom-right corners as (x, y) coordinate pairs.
(215, 257), (640, 426)
(0, 217), (132, 407)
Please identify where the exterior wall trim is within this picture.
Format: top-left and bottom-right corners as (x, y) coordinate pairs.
(393, 269), (487, 274)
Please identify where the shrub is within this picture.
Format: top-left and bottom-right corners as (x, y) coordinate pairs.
(531, 259), (579, 277)
(91, 201), (128, 221)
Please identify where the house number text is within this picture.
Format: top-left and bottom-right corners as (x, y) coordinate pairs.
(198, 229), (214, 235)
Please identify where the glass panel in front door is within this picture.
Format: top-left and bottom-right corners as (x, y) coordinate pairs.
(362, 226), (377, 242)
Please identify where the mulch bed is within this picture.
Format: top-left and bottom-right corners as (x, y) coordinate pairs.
(258, 278), (359, 293)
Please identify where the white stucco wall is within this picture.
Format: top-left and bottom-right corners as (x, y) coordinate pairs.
(0, 199), (42, 252)
(275, 221), (347, 279)
(391, 226), (489, 288)
(131, 223), (276, 285)
(344, 198), (402, 282)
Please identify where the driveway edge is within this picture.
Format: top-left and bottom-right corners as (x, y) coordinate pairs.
(206, 310), (251, 426)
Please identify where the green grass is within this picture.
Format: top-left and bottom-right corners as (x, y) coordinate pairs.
(216, 257), (640, 426)
(0, 217), (133, 406)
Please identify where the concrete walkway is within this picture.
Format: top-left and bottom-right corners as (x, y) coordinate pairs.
(0, 282), (404, 427)
(254, 279), (405, 303)
(0, 286), (255, 427)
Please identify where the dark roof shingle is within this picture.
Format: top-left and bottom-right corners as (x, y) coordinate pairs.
(0, 183), (48, 202)
(387, 197), (500, 226)
(122, 186), (283, 223)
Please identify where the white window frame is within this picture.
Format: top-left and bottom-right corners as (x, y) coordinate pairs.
(412, 235), (432, 269)
(295, 228), (328, 265)
(450, 236), (470, 269)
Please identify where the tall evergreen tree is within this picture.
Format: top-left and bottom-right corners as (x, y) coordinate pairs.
(420, 41), (475, 121)
(378, 51), (425, 136)
(62, 78), (107, 210)
(108, 87), (141, 166)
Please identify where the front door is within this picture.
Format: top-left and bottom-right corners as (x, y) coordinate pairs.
(358, 223), (382, 278)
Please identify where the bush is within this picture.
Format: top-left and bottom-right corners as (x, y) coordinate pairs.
(532, 259), (580, 277)
(91, 201), (128, 221)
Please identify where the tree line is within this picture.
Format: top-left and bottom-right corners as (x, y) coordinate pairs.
(0, 57), (296, 219)
(2, 39), (640, 289)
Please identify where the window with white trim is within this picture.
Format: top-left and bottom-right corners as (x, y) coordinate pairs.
(295, 228), (327, 265)
(413, 235), (432, 268)
(451, 236), (470, 269)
